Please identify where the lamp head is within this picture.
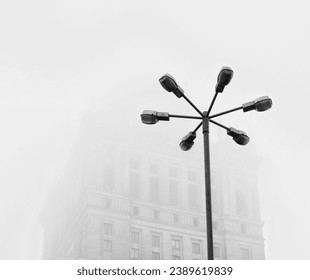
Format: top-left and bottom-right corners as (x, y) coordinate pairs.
(242, 96), (273, 112)
(253, 96), (273, 112)
(215, 66), (234, 93)
(140, 110), (169, 125)
(159, 73), (184, 98)
(227, 127), (250, 145)
(179, 131), (196, 151)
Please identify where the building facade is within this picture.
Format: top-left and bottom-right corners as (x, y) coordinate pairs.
(40, 110), (265, 260)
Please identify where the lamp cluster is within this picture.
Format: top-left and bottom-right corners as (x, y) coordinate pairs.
(141, 66), (272, 151)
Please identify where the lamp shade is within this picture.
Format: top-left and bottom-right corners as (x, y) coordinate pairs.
(253, 96), (273, 112)
(215, 66), (234, 93)
(159, 73), (184, 98)
(140, 110), (169, 125)
(179, 131), (196, 151)
(227, 127), (250, 145)
(242, 96), (273, 112)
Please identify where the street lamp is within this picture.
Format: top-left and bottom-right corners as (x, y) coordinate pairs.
(159, 73), (184, 98)
(140, 67), (272, 260)
(242, 96), (273, 112)
(140, 110), (170, 124)
(215, 66), (234, 93)
(179, 131), (196, 151)
(227, 127), (250, 145)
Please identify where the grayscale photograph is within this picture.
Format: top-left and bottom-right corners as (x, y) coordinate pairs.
(0, 0), (309, 260)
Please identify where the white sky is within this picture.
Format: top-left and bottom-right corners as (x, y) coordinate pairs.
(0, 0), (309, 259)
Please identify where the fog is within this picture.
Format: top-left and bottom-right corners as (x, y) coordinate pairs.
(0, 0), (309, 259)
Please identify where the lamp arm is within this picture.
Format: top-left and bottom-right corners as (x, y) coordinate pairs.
(205, 91), (219, 118)
(169, 114), (203, 120)
(209, 106), (243, 119)
(193, 121), (203, 133)
(209, 119), (229, 130)
(182, 94), (204, 117)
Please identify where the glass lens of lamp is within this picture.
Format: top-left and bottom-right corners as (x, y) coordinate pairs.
(159, 74), (177, 92)
(159, 74), (184, 98)
(217, 67), (234, 86)
(141, 114), (158, 125)
(233, 134), (250, 145)
(179, 140), (194, 151)
(255, 98), (272, 112)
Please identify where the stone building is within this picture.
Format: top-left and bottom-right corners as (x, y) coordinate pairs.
(40, 107), (265, 260)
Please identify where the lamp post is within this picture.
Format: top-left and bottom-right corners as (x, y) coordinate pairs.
(140, 67), (272, 260)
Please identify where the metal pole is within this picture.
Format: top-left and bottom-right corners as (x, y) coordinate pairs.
(202, 114), (214, 260)
(209, 119), (229, 130)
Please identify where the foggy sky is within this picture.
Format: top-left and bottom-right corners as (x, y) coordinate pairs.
(0, 0), (309, 259)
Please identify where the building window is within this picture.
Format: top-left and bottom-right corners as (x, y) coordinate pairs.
(103, 240), (112, 252)
(173, 213), (179, 224)
(168, 166), (178, 178)
(241, 224), (246, 233)
(214, 246), (220, 259)
(129, 172), (140, 198)
(133, 206), (139, 216)
(172, 255), (181, 260)
(241, 248), (250, 260)
(152, 252), (161, 260)
(169, 180), (179, 207)
(212, 186), (221, 214)
(172, 239), (181, 251)
(192, 242), (201, 254)
(193, 217), (199, 227)
(188, 170), (198, 182)
(131, 232), (140, 244)
(103, 223), (113, 235)
(153, 210), (160, 220)
(130, 248), (139, 260)
(236, 187), (248, 216)
(105, 198), (112, 209)
(213, 221), (218, 231)
(149, 176), (160, 203)
(103, 163), (114, 191)
(130, 158), (140, 170)
(149, 161), (159, 175)
(188, 183), (200, 209)
(152, 235), (160, 247)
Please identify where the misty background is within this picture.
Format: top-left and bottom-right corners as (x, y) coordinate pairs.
(0, 0), (309, 259)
